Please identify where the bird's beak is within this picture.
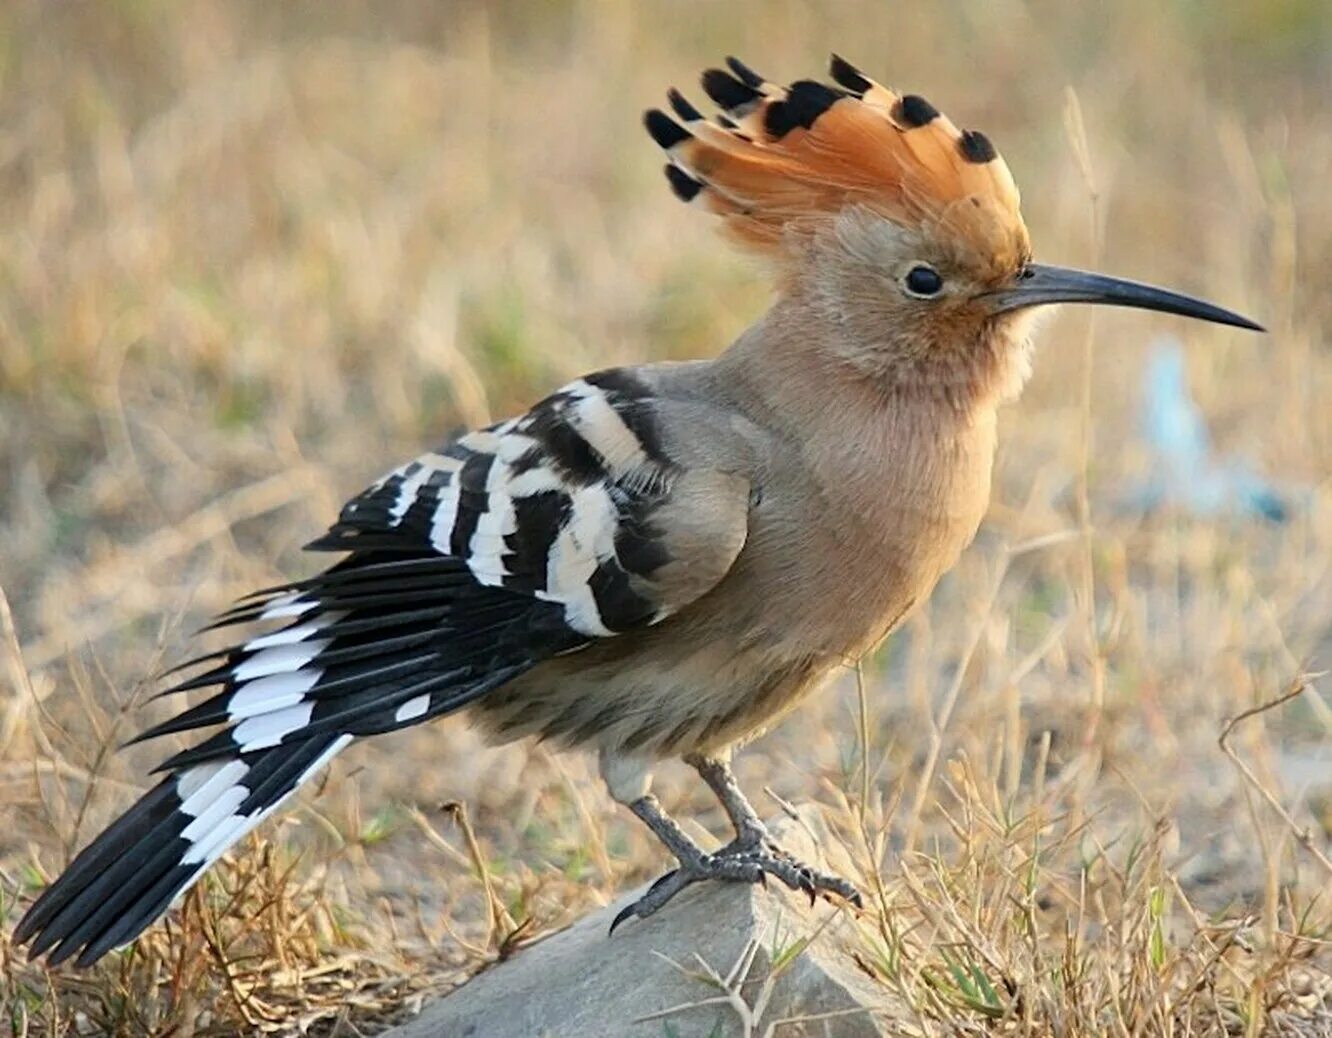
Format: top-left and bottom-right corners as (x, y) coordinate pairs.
(990, 263), (1264, 332)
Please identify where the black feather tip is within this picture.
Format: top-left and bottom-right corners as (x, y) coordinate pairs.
(701, 68), (761, 111)
(724, 56), (766, 89)
(663, 164), (703, 202)
(958, 129), (997, 163)
(764, 80), (843, 139)
(667, 88), (703, 122)
(895, 94), (940, 128)
(644, 109), (690, 150)
(828, 53), (871, 95)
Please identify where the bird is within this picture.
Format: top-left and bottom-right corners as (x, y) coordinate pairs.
(13, 54), (1262, 968)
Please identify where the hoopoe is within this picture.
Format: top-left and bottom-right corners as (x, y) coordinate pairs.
(15, 55), (1260, 967)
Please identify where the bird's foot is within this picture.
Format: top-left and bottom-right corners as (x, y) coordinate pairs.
(609, 837), (862, 935)
(725, 840), (863, 908)
(720, 820), (860, 905)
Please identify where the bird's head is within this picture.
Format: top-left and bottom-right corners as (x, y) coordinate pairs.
(646, 56), (1261, 400)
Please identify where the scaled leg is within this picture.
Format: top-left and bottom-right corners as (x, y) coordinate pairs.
(686, 750), (863, 908)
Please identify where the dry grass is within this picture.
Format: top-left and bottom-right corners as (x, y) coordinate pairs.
(2, 1), (1331, 1034)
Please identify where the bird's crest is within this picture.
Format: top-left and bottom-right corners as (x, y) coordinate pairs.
(645, 55), (1029, 273)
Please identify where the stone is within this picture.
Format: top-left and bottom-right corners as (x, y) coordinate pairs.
(383, 808), (897, 1037)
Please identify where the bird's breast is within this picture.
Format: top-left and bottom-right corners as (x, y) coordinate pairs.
(744, 401), (998, 660)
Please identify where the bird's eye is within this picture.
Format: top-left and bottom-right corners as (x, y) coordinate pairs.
(904, 264), (944, 297)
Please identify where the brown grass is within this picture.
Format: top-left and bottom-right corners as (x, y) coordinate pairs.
(2, 1), (1331, 1034)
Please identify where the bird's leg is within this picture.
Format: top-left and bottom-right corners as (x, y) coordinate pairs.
(686, 751), (863, 908)
(602, 749), (862, 934)
(602, 750), (766, 932)
(610, 793), (769, 933)
(684, 751), (768, 851)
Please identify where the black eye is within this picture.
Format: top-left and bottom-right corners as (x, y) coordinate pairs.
(904, 265), (944, 296)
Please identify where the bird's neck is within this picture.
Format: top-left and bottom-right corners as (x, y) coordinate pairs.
(713, 293), (1029, 435)
(713, 296), (1004, 534)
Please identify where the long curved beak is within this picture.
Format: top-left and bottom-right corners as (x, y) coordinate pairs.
(990, 263), (1264, 332)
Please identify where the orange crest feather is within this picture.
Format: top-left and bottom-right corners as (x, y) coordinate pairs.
(645, 56), (1029, 272)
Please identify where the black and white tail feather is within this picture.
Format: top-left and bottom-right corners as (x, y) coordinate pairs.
(15, 367), (746, 967)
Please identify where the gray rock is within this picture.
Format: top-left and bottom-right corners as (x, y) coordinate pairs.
(383, 809), (897, 1037)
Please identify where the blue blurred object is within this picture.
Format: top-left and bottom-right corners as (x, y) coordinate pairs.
(1136, 337), (1290, 522)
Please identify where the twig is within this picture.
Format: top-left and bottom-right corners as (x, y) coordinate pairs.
(0, 758), (145, 795)
(856, 660), (872, 834)
(903, 554), (1010, 852)
(442, 801), (517, 948)
(1062, 85), (1107, 761)
(0, 583), (48, 759)
(1217, 677), (1332, 878)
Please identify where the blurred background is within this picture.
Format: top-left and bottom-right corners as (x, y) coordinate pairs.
(2, 1), (1330, 1034)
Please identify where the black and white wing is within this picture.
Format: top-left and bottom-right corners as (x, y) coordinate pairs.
(15, 368), (751, 966)
(314, 370), (706, 634)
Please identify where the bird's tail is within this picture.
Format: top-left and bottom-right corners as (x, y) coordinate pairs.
(13, 733), (350, 967)
(14, 553), (560, 966)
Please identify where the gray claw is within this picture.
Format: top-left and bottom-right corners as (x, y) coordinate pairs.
(608, 901), (637, 937)
(610, 867), (688, 935)
(609, 866), (699, 935)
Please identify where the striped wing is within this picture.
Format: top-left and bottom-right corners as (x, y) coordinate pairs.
(15, 367), (750, 966)
(312, 369), (691, 635)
